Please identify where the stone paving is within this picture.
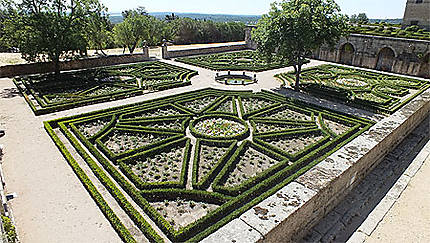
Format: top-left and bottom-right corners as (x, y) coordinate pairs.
(0, 51), (428, 242)
(302, 114), (430, 243)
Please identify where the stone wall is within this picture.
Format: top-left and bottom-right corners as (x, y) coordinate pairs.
(162, 43), (248, 59)
(314, 34), (430, 78)
(245, 26), (430, 78)
(402, 0), (430, 31)
(0, 51), (150, 78)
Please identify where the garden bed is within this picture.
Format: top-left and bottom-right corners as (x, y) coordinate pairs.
(176, 50), (300, 72)
(45, 88), (373, 242)
(14, 61), (198, 115)
(275, 64), (430, 114)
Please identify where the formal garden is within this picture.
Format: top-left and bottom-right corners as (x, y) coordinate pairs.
(45, 88), (373, 242)
(275, 64), (430, 114)
(176, 50), (299, 72)
(13, 61), (198, 115)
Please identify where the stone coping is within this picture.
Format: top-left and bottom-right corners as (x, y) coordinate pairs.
(202, 88), (430, 243)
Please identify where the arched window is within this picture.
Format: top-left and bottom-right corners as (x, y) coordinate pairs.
(376, 47), (396, 72)
(339, 43), (355, 65)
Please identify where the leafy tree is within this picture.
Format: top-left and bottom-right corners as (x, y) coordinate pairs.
(252, 0), (348, 90)
(85, 12), (113, 56)
(349, 14), (358, 23)
(1, 0), (107, 75)
(357, 13), (369, 24)
(114, 8), (163, 53)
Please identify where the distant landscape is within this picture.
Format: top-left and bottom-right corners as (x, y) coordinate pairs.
(109, 12), (402, 25)
(109, 12), (261, 24)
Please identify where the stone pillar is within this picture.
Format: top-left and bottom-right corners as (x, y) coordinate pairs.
(161, 39), (169, 59)
(142, 40), (149, 59)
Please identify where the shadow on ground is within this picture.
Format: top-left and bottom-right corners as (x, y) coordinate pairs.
(270, 87), (384, 122)
(301, 115), (430, 242)
(0, 88), (22, 99)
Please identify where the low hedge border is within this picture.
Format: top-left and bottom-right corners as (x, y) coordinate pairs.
(212, 140), (288, 196)
(205, 96), (238, 115)
(188, 122), (373, 242)
(13, 61), (198, 115)
(44, 121), (145, 243)
(275, 64), (430, 114)
(119, 103), (194, 122)
(116, 117), (190, 134)
(70, 114), (117, 143)
(250, 118), (318, 136)
(237, 96), (282, 119)
(189, 114), (250, 141)
(174, 95), (225, 115)
(44, 87), (375, 242)
(192, 139), (237, 190)
(254, 128), (332, 161)
(95, 127), (183, 162)
(118, 138), (191, 190)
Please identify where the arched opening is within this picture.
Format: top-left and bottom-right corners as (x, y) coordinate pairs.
(376, 47), (396, 72)
(339, 43), (355, 65)
(418, 53), (430, 78)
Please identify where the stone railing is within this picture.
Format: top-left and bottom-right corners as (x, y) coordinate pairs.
(0, 47), (150, 78)
(162, 43), (248, 59)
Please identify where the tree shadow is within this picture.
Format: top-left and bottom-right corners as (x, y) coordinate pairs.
(0, 88), (22, 99)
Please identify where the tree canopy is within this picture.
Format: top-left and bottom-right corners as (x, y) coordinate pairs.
(1, 0), (108, 74)
(252, 0), (348, 90)
(113, 9), (163, 54)
(350, 13), (369, 24)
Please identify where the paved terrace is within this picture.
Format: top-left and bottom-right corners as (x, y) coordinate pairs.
(0, 47), (428, 242)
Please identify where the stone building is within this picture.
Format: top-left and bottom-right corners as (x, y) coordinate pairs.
(402, 0), (430, 30)
(245, 26), (430, 78)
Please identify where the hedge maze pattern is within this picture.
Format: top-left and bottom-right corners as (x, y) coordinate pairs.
(176, 50), (298, 72)
(45, 88), (373, 242)
(14, 61), (198, 115)
(276, 64), (430, 114)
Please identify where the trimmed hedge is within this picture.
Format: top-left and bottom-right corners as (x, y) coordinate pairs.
(14, 61), (198, 115)
(176, 50), (309, 72)
(275, 64), (430, 114)
(44, 88), (374, 242)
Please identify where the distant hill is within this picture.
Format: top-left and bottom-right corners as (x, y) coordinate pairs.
(369, 19), (403, 25)
(108, 13), (403, 26)
(109, 12), (261, 24)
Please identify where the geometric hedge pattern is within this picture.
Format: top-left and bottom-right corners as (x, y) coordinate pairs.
(14, 61), (198, 115)
(176, 50), (299, 72)
(45, 88), (373, 242)
(276, 64), (430, 114)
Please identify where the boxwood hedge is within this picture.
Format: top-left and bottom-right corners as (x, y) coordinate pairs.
(45, 88), (374, 242)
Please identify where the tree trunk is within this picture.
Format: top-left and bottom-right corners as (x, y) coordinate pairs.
(54, 57), (60, 76)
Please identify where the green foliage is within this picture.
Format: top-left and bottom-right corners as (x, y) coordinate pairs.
(1, 0), (108, 74)
(1, 216), (18, 243)
(275, 64), (430, 114)
(348, 24), (430, 41)
(252, 0), (348, 90)
(168, 18), (245, 45)
(14, 61), (198, 115)
(114, 10), (155, 53)
(177, 50), (303, 72)
(45, 88), (373, 242)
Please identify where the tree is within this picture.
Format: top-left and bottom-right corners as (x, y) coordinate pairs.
(357, 13), (369, 24)
(85, 12), (113, 56)
(1, 0), (107, 75)
(252, 0), (348, 90)
(114, 8), (162, 53)
(349, 14), (358, 23)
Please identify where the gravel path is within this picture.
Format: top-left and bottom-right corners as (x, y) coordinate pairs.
(0, 50), (428, 242)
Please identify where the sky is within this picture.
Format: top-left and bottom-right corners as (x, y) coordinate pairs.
(100, 0), (407, 19)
